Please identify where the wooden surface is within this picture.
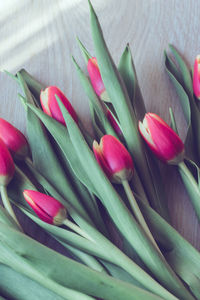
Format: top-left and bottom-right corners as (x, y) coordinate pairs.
(0, 0), (200, 251)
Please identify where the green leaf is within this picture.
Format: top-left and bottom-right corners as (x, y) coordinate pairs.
(164, 51), (183, 85)
(169, 107), (178, 134)
(166, 46), (200, 163)
(26, 103), (98, 196)
(118, 44), (146, 120)
(165, 62), (191, 125)
(185, 158), (200, 188)
(0, 223), (164, 300)
(178, 161), (200, 222)
(169, 45), (193, 98)
(0, 264), (64, 300)
(164, 57), (197, 160)
(19, 68), (46, 107)
(0, 205), (20, 231)
(0, 224), (97, 300)
(88, 101), (104, 138)
(57, 96), (193, 300)
(77, 38), (92, 64)
(139, 199), (200, 299)
(101, 260), (144, 288)
(56, 239), (107, 273)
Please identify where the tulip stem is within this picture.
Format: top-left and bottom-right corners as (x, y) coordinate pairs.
(122, 180), (161, 252)
(0, 185), (23, 232)
(178, 161), (200, 222)
(63, 219), (95, 242)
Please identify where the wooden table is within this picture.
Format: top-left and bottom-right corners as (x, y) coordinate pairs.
(0, 0), (199, 251)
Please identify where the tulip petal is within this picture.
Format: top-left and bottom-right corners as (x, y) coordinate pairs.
(87, 57), (106, 99)
(0, 118), (29, 160)
(93, 140), (112, 178)
(140, 113), (184, 163)
(0, 139), (15, 186)
(101, 135), (133, 176)
(23, 190), (66, 225)
(193, 55), (200, 99)
(40, 86), (78, 125)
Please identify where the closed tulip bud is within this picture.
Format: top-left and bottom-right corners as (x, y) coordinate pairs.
(139, 113), (184, 164)
(193, 55), (200, 99)
(87, 57), (110, 102)
(93, 135), (134, 183)
(40, 86), (78, 125)
(0, 118), (29, 160)
(106, 110), (122, 136)
(23, 190), (67, 225)
(0, 139), (15, 186)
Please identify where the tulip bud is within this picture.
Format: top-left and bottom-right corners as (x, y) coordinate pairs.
(93, 135), (134, 183)
(23, 190), (67, 225)
(40, 86), (78, 125)
(0, 139), (15, 186)
(0, 118), (29, 160)
(139, 113), (184, 164)
(106, 110), (122, 136)
(87, 57), (110, 102)
(193, 55), (200, 99)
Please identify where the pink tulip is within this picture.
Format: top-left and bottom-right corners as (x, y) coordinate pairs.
(23, 190), (66, 225)
(139, 113), (184, 164)
(0, 139), (15, 186)
(87, 57), (109, 102)
(40, 86), (78, 125)
(106, 110), (122, 136)
(193, 55), (200, 99)
(93, 135), (134, 183)
(0, 118), (29, 160)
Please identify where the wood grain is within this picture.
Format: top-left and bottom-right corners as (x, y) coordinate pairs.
(0, 0), (199, 251)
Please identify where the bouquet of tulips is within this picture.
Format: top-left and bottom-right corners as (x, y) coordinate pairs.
(0, 1), (200, 300)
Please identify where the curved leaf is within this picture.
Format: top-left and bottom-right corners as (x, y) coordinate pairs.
(118, 44), (146, 120)
(139, 199), (200, 299)
(169, 45), (193, 98)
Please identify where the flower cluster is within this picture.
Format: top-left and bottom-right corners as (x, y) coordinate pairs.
(1, 2), (200, 300)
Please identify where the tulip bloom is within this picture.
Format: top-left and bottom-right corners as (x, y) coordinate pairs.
(40, 86), (78, 125)
(139, 113), (184, 164)
(93, 135), (134, 183)
(0, 139), (15, 186)
(23, 190), (66, 225)
(106, 110), (122, 136)
(87, 57), (110, 102)
(193, 55), (200, 99)
(0, 118), (29, 160)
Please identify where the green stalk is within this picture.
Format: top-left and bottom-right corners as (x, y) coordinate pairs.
(122, 180), (161, 252)
(57, 241), (107, 274)
(178, 161), (200, 222)
(63, 219), (95, 242)
(0, 186), (22, 232)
